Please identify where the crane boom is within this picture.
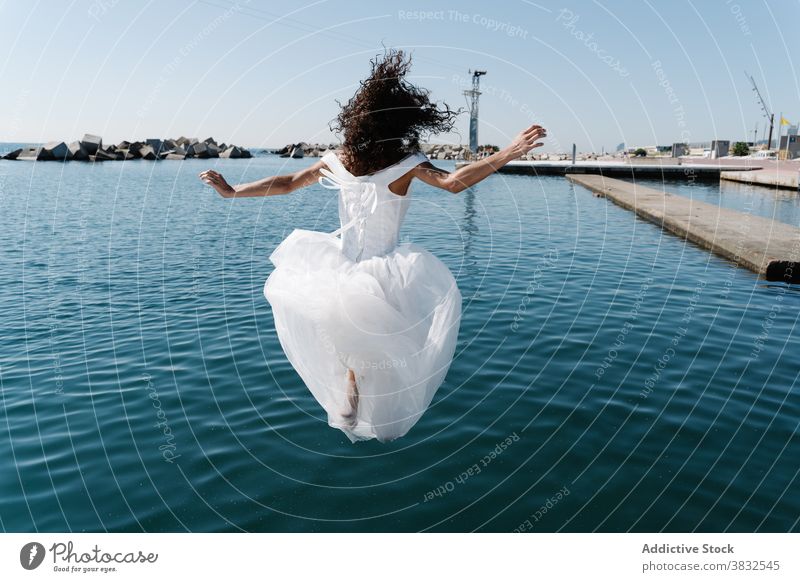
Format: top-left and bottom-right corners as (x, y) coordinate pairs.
(746, 71), (774, 149)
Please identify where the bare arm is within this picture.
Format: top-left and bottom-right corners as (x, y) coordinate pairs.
(199, 159), (326, 198)
(412, 124), (547, 193)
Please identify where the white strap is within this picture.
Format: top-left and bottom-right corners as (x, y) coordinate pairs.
(376, 151), (429, 184)
(318, 168), (378, 260)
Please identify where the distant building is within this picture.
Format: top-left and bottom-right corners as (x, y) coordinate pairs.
(710, 140), (730, 158)
(672, 143), (689, 157)
(616, 142), (625, 152)
(778, 135), (799, 159)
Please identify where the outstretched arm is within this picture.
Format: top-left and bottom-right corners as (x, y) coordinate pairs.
(411, 124), (547, 193)
(199, 159), (326, 198)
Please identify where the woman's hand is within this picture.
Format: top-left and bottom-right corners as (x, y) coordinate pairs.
(505, 124), (547, 159)
(199, 169), (235, 197)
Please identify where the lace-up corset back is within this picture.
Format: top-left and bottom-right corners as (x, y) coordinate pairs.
(319, 151), (427, 261)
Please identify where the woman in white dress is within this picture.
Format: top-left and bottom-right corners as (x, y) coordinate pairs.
(200, 50), (546, 443)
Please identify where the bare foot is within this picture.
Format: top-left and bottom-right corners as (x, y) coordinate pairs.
(341, 368), (359, 427)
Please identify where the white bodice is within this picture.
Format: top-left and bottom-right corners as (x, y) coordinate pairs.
(319, 150), (429, 261)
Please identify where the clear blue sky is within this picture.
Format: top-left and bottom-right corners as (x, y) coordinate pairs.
(1, 0), (797, 152)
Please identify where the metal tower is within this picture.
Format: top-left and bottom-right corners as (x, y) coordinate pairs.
(746, 71), (774, 149)
(464, 69), (486, 155)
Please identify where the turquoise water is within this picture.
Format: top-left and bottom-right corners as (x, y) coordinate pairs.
(1, 156), (798, 532)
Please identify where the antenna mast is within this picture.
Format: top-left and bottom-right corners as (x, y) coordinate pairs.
(464, 69), (486, 155)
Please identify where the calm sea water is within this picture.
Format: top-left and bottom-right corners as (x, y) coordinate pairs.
(1, 154), (798, 532)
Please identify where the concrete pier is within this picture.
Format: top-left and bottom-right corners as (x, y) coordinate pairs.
(456, 159), (761, 180)
(490, 161), (751, 181)
(721, 168), (799, 190)
(566, 174), (800, 282)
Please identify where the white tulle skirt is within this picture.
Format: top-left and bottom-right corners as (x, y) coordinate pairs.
(263, 229), (462, 443)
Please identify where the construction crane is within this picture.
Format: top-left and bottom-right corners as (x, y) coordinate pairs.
(463, 69), (486, 155)
(746, 71), (774, 149)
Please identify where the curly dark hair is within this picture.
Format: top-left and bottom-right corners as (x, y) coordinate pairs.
(330, 49), (460, 177)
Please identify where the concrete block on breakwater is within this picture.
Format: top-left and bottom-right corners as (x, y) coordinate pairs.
(16, 147), (42, 161)
(81, 134), (103, 155)
(43, 141), (69, 160)
(69, 141), (89, 161)
(566, 174), (800, 282)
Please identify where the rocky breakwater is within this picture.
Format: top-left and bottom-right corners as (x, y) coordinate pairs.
(2, 134), (252, 162)
(421, 143), (469, 160)
(274, 142), (472, 160)
(275, 142), (339, 158)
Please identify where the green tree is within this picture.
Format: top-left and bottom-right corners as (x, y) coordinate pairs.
(633, 148), (647, 157)
(731, 141), (750, 156)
